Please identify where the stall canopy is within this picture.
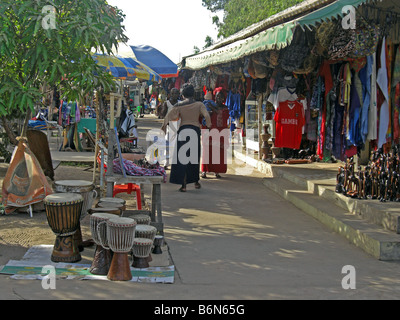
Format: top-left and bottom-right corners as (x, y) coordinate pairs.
(182, 0), (371, 70)
(129, 45), (179, 78)
(92, 53), (162, 83)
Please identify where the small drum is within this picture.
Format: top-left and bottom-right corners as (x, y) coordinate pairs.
(132, 238), (153, 269)
(96, 202), (125, 213)
(98, 217), (136, 281)
(131, 214), (151, 225)
(89, 213), (116, 275)
(98, 197), (126, 207)
(44, 193), (83, 263)
(152, 235), (164, 254)
(90, 207), (121, 216)
(135, 225), (157, 240)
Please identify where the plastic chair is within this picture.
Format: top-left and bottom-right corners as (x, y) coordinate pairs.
(97, 153), (142, 210)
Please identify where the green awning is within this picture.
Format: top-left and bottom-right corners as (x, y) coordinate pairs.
(296, 0), (370, 28)
(183, 0), (371, 70)
(184, 21), (296, 70)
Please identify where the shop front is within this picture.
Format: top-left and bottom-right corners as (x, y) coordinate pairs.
(178, 0), (400, 171)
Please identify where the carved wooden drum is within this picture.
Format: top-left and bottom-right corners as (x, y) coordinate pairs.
(54, 180), (97, 219)
(89, 212), (116, 275)
(44, 193), (83, 263)
(132, 238), (153, 269)
(98, 217), (136, 281)
(55, 180), (97, 251)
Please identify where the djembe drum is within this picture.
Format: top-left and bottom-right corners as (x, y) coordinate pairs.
(132, 238), (153, 269)
(152, 235), (164, 254)
(44, 193), (83, 263)
(131, 214), (151, 225)
(96, 202), (125, 215)
(54, 180), (97, 251)
(89, 213), (116, 275)
(90, 207), (122, 216)
(98, 217), (136, 281)
(133, 225), (157, 264)
(98, 197), (126, 210)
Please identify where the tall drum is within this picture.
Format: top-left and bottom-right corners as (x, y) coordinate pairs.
(98, 217), (137, 281)
(44, 193), (83, 263)
(89, 213), (116, 275)
(54, 180), (97, 250)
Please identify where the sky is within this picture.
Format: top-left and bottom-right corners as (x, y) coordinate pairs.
(106, 0), (220, 64)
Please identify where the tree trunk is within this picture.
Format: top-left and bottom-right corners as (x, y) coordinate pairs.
(0, 115), (18, 146)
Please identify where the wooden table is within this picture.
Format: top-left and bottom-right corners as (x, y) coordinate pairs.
(105, 174), (164, 234)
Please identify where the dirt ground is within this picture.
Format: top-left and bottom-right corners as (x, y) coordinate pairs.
(0, 163), (140, 266)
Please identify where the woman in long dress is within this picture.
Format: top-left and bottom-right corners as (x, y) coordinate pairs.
(201, 90), (230, 179)
(162, 84), (211, 192)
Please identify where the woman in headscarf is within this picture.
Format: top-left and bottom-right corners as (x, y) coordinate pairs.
(162, 84), (211, 192)
(201, 88), (230, 179)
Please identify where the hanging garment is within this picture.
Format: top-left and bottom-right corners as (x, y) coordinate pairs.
(359, 55), (374, 143)
(274, 100), (305, 150)
(367, 52), (378, 141)
(377, 38), (390, 149)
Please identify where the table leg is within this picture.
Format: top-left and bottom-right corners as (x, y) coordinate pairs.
(151, 184), (163, 235)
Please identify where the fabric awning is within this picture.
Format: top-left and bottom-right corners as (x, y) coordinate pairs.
(183, 21), (296, 70)
(296, 0), (371, 28)
(130, 45), (178, 78)
(182, 0), (371, 71)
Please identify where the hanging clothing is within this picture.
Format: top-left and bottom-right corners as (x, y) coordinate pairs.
(359, 55), (374, 144)
(377, 38), (390, 149)
(274, 100), (305, 150)
(367, 52), (378, 141)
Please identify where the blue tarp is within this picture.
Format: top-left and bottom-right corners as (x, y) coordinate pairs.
(130, 45), (178, 77)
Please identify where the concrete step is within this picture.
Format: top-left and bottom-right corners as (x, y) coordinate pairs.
(263, 176), (400, 261)
(269, 165), (400, 235)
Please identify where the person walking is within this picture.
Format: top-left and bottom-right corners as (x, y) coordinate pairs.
(162, 84), (211, 192)
(161, 88), (181, 169)
(201, 88), (230, 179)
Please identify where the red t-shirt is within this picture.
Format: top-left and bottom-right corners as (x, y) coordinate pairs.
(274, 100), (305, 149)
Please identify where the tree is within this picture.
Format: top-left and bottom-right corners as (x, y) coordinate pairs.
(202, 0), (303, 38)
(0, 0), (128, 142)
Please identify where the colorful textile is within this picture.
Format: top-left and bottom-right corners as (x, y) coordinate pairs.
(113, 158), (167, 183)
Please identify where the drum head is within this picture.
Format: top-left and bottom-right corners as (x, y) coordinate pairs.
(91, 212), (117, 220)
(55, 180), (94, 193)
(45, 193), (83, 204)
(55, 180), (93, 187)
(99, 197), (126, 205)
(133, 238), (153, 245)
(135, 225), (156, 232)
(97, 202), (124, 209)
(108, 217), (136, 226)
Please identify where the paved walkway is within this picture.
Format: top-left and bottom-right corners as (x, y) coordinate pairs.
(1, 114), (400, 300)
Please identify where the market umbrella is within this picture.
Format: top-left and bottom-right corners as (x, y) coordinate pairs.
(92, 53), (162, 82)
(129, 45), (178, 78)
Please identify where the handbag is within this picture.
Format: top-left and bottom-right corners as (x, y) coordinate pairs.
(349, 17), (380, 58)
(328, 23), (356, 60)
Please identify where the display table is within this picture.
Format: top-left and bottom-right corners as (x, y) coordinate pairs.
(104, 174), (164, 234)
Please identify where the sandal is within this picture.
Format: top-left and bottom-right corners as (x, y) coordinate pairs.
(194, 182), (201, 189)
